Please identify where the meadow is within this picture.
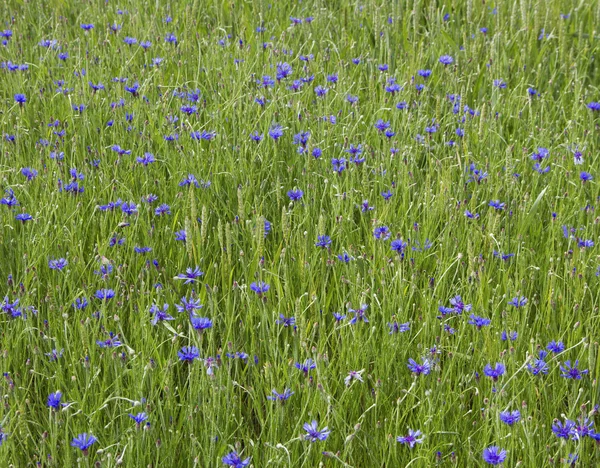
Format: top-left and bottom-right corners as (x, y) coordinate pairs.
(0, 0), (599, 466)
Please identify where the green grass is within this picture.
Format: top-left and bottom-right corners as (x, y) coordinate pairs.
(0, 0), (599, 466)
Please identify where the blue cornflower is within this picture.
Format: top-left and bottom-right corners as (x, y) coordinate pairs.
(222, 451), (251, 467)
(94, 289), (115, 301)
(552, 419), (576, 439)
(250, 281), (270, 297)
(267, 388), (294, 402)
(124, 82), (140, 96)
(268, 124), (284, 141)
(388, 321), (410, 334)
(48, 258), (68, 270)
(580, 171), (593, 182)
(483, 362), (505, 381)
(164, 33), (177, 44)
(560, 360), (588, 379)
(337, 252), (352, 263)
(190, 315), (213, 332)
(315, 235), (332, 248)
(21, 167), (38, 180)
(374, 119), (391, 132)
(303, 420), (330, 442)
(482, 446), (507, 465)
(373, 226), (391, 240)
(381, 190), (393, 200)
(178, 346), (200, 362)
(14, 93), (26, 104)
(349, 304), (369, 324)
(417, 69), (432, 79)
(47, 391), (62, 409)
(149, 303), (174, 325)
(407, 358), (431, 376)
(508, 296), (528, 308)
(468, 314), (491, 329)
(489, 200), (505, 210)
(129, 412), (148, 427)
(175, 296), (203, 313)
(439, 55), (454, 65)
(176, 267), (204, 284)
(332, 312), (346, 322)
(396, 429), (424, 448)
(287, 189), (303, 201)
(390, 239), (408, 256)
(96, 332), (122, 348)
(275, 314), (295, 327)
(547, 341), (565, 353)
(295, 358), (316, 375)
(314, 85), (329, 97)
(500, 331), (518, 341)
(499, 410), (521, 426)
(71, 433), (97, 455)
(179, 174), (200, 188)
(136, 153), (156, 166)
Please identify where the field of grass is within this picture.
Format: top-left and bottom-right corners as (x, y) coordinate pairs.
(0, 0), (599, 466)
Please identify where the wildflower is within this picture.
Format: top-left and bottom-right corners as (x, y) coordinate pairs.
(267, 388), (294, 402)
(250, 281), (270, 297)
(373, 226), (391, 240)
(14, 93), (26, 105)
(295, 358), (316, 375)
(287, 189), (303, 201)
(71, 433), (98, 455)
(489, 200), (505, 210)
(136, 153), (156, 166)
(560, 360), (588, 379)
(349, 304), (369, 324)
(374, 119), (391, 132)
(222, 451), (251, 467)
(388, 321), (410, 334)
(390, 239), (408, 256)
(449, 296), (471, 314)
(190, 315), (213, 331)
(96, 332), (122, 348)
(337, 252), (352, 263)
(150, 303), (174, 325)
(468, 314), (491, 329)
(47, 391), (62, 409)
(176, 267), (204, 284)
(439, 55), (454, 65)
(175, 297), (203, 313)
(407, 358), (431, 376)
(129, 412), (148, 427)
(499, 410), (521, 426)
(527, 351), (549, 376)
(344, 370), (364, 386)
(275, 314), (295, 327)
(580, 171), (593, 182)
(552, 419), (576, 439)
(501, 331), (518, 342)
(48, 258), (68, 270)
(482, 446), (507, 465)
(315, 235), (332, 248)
(94, 289), (115, 300)
(396, 429), (424, 448)
(483, 363), (505, 381)
(314, 85), (329, 97)
(178, 346), (200, 362)
(303, 420), (330, 442)
(268, 124), (284, 141)
(508, 296), (527, 308)
(547, 341), (565, 353)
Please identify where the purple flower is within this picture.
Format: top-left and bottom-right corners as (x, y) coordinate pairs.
(349, 304), (369, 324)
(560, 360), (588, 379)
(546, 341), (565, 353)
(275, 314), (295, 327)
(129, 412), (149, 426)
(47, 391), (62, 409)
(468, 314), (491, 329)
(71, 433), (98, 455)
(190, 315), (213, 331)
(250, 281), (270, 297)
(508, 296), (528, 308)
(439, 55), (454, 65)
(552, 419), (576, 439)
(222, 451), (251, 467)
(177, 346), (200, 362)
(407, 358), (431, 376)
(580, 171), (593, 182)
(499, 410), (521, 426)
(483, 362), (505, 381)
(303, 420), (330, 442)
(482, 446), (507, 465)
(150, 303), (174, 325)
(295, 358), (316, 375)
(396, 429), (424, 448)
(267, 388), (294, 402)
(48, 258), (68, 270)
(287, 189), (303, 201)
(176, 267), (204, 284)
(315, 235), (332, 248)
